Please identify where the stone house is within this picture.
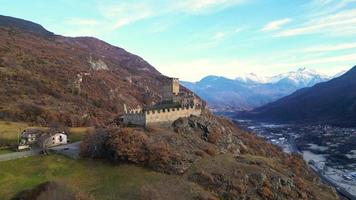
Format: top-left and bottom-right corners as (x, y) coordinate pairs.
(38, 132), (68, 149)
(18, 129), (68, 150)
(18, 129), (42, 150)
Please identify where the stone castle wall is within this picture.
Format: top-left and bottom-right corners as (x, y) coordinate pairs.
(145, 106), (201, 124)
(124, 106), (201, 126)
(123, 110), (146, 126)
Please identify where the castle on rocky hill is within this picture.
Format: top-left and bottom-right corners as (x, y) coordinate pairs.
(123, 77), (203, 126)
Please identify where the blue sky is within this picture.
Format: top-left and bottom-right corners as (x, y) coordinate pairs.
(1, 0), (356, 81)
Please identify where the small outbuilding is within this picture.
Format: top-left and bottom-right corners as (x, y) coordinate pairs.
(38, 132), (68, 148)
(18, 129), (68, 150)
(18, 129), (43, 150)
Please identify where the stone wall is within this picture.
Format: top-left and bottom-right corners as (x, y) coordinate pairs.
(146, 106), (201, 124)
(123, 110), (146, 126)
(123, 106), (201, 126)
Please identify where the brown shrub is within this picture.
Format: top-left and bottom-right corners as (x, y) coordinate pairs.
(207, 131), (220, 144)
(293, 177), (307, 191)
(80, 128), (109, 158)
(203, 146), (217, 156)
(258, 185), (274, 200)
(147, 143), (171, 169)
(107, 127), (149, 163)
(194, 150), (206, 157)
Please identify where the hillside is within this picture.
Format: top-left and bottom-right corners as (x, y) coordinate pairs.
(0, 15), (339, 200)
(243, 66), (356, 127)
(79, 112), (338, 200)
(0, 15), (165, 127)
(182, 68), (329, 112)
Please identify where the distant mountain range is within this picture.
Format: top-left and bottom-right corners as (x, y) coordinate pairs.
(242, 66), (356, 127)
(182, 68), (333, 112)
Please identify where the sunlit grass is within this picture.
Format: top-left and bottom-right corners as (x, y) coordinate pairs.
(0, 121), (29, 147)
(0, 154), (188, 200)
(68, 127), (93, 142)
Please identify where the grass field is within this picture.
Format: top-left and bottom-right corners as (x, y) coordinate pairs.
(68, 127), (93, 142)
(0, 154), (202, 200)
(0, 148), (13, 155)
(0, 121), (29, 147)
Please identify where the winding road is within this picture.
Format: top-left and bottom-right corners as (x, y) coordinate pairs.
(0, 142), (81, 162)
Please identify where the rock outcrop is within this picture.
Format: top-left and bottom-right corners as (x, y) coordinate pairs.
(81, 112), (339, 200)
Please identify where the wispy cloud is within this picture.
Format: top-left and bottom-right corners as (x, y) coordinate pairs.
(192, 27), (244, 50)
(303, 43), (356, 52)
(172, 0), (247, 13)
(155, 49), (355, 81)
(212, 32), (227, 40)
(276, 8), (356, 37)
(262, 18), (292, 32)
(310, 0), (356, 16)
(96, 0), (248, 30)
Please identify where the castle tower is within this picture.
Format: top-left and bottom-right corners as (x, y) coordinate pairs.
(162, 78), (179, 102)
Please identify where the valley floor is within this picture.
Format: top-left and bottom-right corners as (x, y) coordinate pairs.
(235, 120), (356, 200)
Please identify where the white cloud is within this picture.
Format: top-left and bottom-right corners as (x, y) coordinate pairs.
(308, 0), (356, 17)
(262, 18), (292, 32)
(277, 9), (356, 37)
(155, 51), (356, 81)
(303, 43), (356, 52)
(156, 58), (255, 81)
(212, 32), (227, 40)
(96, 0), (247, 30)
(172, 0), (247, 13)
(291, 53), (356, 66)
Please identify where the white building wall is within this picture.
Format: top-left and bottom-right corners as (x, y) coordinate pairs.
(45, 133), (68, 147)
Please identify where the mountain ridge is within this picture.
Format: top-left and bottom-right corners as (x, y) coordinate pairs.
(242, 65), (356, 127)
(182, 68), (332, 112)
(0, 15), (164, 126)
(0, 15), (54, 37)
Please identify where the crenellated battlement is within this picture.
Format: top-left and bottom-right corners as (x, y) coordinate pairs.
(124, 106), (201, 126)
(123, 78), (202, 126)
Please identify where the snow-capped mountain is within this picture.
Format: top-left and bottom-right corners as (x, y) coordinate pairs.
(235, 73), (270, 84)
(182, 68), (337, 113)
(236, 68), (330, 87)
(269, 67), (329, 87)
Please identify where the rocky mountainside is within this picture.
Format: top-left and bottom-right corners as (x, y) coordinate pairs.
(80, 112), (338, 200)
(243, 66), (356, 127)
(182, 68), (330, 112)
(0, 15), (339, 200)
(0, 15), (166, 127)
